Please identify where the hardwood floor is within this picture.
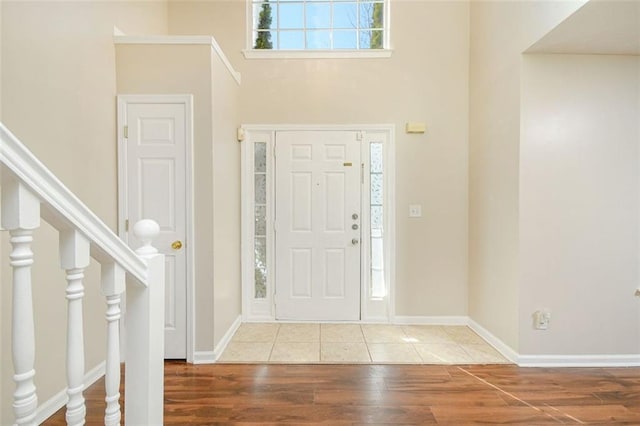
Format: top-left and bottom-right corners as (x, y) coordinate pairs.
(45, 361), (640, 424)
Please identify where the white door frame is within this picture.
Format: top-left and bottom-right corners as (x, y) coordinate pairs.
(116, 94), (195, 362)
(240, 124), (396, 322)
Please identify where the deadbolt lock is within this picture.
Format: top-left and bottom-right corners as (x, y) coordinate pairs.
(352, 213), (359, 220)
(352, 224), (359, 230)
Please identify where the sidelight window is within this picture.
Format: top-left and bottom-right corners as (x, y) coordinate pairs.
(254, 142), (268, 298)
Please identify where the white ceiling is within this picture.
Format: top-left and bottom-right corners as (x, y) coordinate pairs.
(526, 0), (640, 55)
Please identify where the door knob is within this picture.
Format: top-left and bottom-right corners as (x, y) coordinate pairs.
(352, 238), (359, 245)
(171, 240), (183, 250)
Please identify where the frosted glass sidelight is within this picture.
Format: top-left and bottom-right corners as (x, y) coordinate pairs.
(255, 237), (267, 298)
(254, 142), (267, 173)
(369, 142), (385, 298)
(370, 173), (383, 206)
(255, 174), (267, 204)
(370, 142), (383, 173)
(255, 205), (267, 236)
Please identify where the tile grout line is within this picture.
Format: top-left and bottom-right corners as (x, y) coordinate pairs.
(361, 325), (374, 363)
(224, 324), (511, 365)
(267, 324), (281, 362)
(457, 366), (582, 425)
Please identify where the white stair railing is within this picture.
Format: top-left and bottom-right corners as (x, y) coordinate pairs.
(0, 123), (165, 425)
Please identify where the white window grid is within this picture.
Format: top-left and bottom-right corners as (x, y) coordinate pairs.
(251, 0), (387, 50)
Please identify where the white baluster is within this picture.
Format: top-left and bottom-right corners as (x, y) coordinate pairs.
(59, 229), (90, 426)
(1, 175), (41, 426)
(125, 219), (165, 426)
(101, 263), (125, 426)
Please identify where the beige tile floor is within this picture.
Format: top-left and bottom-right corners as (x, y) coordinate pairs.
(218, 323), (510, 364)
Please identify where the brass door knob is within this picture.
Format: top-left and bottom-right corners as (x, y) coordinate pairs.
(171, 240), (183, 250)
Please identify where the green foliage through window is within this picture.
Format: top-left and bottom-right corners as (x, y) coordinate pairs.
(255, 1), (273, 49)
(252, 0), (387, 50)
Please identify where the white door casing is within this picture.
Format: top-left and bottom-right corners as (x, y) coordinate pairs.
(117, 95), (193, 359)
(275, 131), (362, 320)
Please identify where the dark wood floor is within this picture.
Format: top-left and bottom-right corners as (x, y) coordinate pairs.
(45, 361), (640, 424)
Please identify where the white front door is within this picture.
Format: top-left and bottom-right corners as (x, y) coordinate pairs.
(275, 131), (361, 320)
(118, 96), (189, 359)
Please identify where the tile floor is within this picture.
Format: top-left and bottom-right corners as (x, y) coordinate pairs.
(218, 323), (510, 364)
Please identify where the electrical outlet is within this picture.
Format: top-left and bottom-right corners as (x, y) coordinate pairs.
(533, 310), (551, 330)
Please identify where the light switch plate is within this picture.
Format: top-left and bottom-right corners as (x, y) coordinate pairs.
(409, 204), (422, 217)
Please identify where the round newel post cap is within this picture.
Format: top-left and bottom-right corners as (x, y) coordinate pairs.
(133, 219), (160, 255)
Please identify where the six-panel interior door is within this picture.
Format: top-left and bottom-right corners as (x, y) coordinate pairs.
(275, 131), (361, 320)
(123, 101), (187, 359)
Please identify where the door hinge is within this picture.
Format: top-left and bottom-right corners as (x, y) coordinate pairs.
(125, 219), (129, 232)
(357, 131), (364, 141)
(123, 125), (128, 139)
(361, 163), (365, 184)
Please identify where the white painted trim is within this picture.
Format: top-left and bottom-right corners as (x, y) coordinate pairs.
(242, 124), (396, 132)
(192, 351), (217, 365)
(361, 129), (395, 322)
(241, 130), (275, 321)
(0, 124), (148, 285)
(392, 316), (469, 326)
(113, 33), (241, 85)
(241, 125), (396, 323)
(517, 354), (640, 368)
(242, 49), (393, 60)
(117, 95), (196, 362)
(35, 361), (106, 424)
(468, 318), (519, 363)
(212, 315), (243, 362)
(384, 127), (396, 320)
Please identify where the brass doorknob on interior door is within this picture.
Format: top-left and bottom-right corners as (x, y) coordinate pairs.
(171, 240), (183, 250)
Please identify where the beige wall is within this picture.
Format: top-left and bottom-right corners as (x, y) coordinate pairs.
(169, 0), (471, 317)
(115, 42), (242, 352)
(468, 0), (585, 350)
(211, 50), (242, 346)
(1, 2), (167, 423)
(116, 44), (216, 352)
(520, 54), (640, 355)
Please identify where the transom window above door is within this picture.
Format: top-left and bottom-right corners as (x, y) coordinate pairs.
(244, 0), (392, 59)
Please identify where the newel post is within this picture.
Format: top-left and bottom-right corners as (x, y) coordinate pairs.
(125, 219), (165, 426)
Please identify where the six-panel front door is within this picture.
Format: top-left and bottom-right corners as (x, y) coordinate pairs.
(121, 99), (188, 359)
(275, 131), (361, 320)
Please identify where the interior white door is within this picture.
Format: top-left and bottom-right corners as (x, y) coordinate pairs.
(122, 100), (187, 359)
(275, 131), (361, 320)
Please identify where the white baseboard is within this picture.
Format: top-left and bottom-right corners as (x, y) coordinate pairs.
(517, 354), (640, 367)
(192, 351), (216, 364)
(212, 315), (243, 362)
(467, 318), (640, 367)
(35, 361), (106, 424)
(192, 315), (243, 364)
(392, 315), (468, 326)
(468, 318), (519, 363)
